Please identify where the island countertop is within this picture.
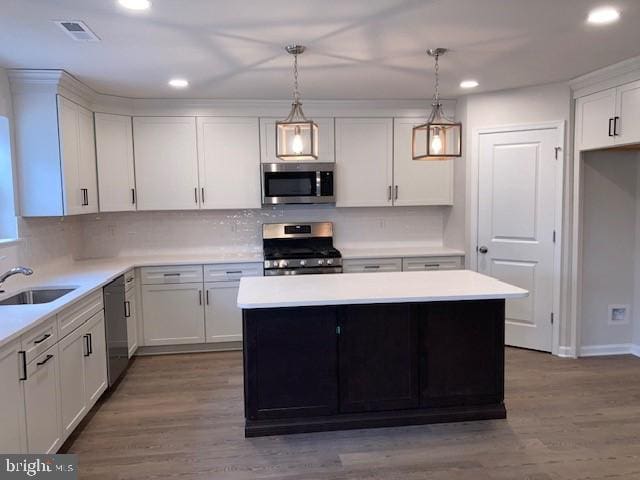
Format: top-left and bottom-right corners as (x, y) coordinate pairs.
(237, 270), (528, 309)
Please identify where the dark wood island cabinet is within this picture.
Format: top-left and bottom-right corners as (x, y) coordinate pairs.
(239, 271), (526, 437)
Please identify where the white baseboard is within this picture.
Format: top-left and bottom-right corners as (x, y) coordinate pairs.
(579, 343), (637, 357)
(557, 346), (576, 358)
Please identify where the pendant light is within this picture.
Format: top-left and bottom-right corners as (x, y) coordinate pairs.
(276, 45), (319, 160)
(412, 48), (462, 160)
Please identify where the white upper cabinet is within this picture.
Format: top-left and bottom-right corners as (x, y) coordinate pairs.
(393, 118), (453, 206)
(575, 80), (640, 151)
(615, 80), (640, 146)
(197, 117), (261, 209)
(335, 118), (394, 207)
(133, 116), (200, 211)
(58, 96), (99, 215)
(260, 117), (335, 163)
(95, 113), (137, 212)
(575, 88), (616, 151)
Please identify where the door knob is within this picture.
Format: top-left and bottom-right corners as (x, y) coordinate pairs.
(478, 246), (488, 254)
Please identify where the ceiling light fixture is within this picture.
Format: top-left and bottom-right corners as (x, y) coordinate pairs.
(412, 48), (462, 160)
(460, 80), (479, 89)
(168, 78), (189, 88)
(276, 45), (318, 160)
(587, 6), (620, 24)
(118, 0), (151, 11)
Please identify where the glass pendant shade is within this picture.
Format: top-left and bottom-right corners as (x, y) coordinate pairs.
(276, 116), (319, 160)
(412, 116), (462, 160)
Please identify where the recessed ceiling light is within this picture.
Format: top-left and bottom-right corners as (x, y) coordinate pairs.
(587, 6), (620, 24)
(118, 0), (151, 11)
(460, 80), (479, 89)
(168, 78), (189, 89)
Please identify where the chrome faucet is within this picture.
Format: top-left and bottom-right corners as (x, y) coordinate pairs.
(0, 266), (33, 292)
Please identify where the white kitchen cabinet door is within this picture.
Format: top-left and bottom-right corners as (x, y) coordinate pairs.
(24, 346), (62, 454)
(0, 340), (27, 453)
(84, 312), (108, 408)
(142, 283), (205, 346)
(615, 80), (640, 146)
(58, 96), (98, 215)
(260, 117), (335, 163)
(58, 324), (87, 440)
(393, 118), (453, 206)
(125, 287), (138, 358)
(133, 117), (200, 210)
(197, 117), (261, 209)
(95, 113), (136, 212)
(205, 281), (242, 343)
(575, 88), (616, 151)
(335, 118), (393, 207)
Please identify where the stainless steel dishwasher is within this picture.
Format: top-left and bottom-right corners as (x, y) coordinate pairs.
(103, 275), (129, 386)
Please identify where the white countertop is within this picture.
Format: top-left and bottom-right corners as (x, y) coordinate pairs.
(339, 245), (465, 260)
(0, 252), (262, 348)
(237, 270), (528, 309)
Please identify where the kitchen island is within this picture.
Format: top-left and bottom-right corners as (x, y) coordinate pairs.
(237, 270), (528, 437)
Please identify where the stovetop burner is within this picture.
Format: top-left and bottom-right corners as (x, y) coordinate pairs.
(262, 222), (343, 275)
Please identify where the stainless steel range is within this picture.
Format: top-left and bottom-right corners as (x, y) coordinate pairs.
(263, 222), (343, 276)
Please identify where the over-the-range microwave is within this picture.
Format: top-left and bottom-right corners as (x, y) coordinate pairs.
(261, 163), (335, 205)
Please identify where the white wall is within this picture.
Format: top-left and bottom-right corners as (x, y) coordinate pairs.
(75, 206), (447, 259)
(581, 151), (637, 348)
(456, 82), (573, 349)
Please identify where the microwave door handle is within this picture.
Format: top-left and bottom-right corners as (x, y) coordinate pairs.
(316, 171), (322, 197)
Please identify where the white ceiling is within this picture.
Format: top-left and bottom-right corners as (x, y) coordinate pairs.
(1, 0), (640, 99)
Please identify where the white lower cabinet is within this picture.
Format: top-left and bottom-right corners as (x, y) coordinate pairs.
(0, 339), (27, 453)
(59, 326), (88, 439)
(142, 283), (205, 346)
(84, 312), (108, 408)
(342, 258), (403, 273)
(24, 345), (62, 454)
(125, 286), (138, 357)
(59, 311), (107, 442)
(205, 281), (242, 343)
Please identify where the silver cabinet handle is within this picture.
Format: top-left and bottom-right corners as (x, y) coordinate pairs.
(163, 273), (181, 277)
(131, 188), (136, 205)
(388, 185), (392, 201)
(364, 265), (380, 270)
(206, 289), (210, 305)
(226, 271), (242, 275)
(33, 333), (51, 345)
(36, 354), (54, 367)
(394, 185), (398, 200)
(198, 290), (202, 305)
(201, 188), (205, 204)
(194, 188), (198, 204)
(19, 351), (27, 381)
(83, 335), (91, 357)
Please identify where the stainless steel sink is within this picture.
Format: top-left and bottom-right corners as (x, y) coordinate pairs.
(0, 288), (76, 306)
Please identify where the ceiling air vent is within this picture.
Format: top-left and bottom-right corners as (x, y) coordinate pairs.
(54, 20), (100, 42)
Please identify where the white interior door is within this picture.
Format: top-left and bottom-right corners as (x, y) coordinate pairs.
(477, 126), (560, 352)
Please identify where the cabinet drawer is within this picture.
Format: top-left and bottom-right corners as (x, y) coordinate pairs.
(141, 265), (204, 285)
(21, 317), (58, 365)
(57, 290), (103, 340)
(343, 258), (402, 273)
(402, 256), (463, 271)
(204, 263), (263, 282)
(124, 269), (136, 291)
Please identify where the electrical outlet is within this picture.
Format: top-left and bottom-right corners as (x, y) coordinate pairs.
(608, 304), (630, 325)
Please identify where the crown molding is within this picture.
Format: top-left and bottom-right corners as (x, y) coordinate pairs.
(9, 69), (456, 117)
(570, 55), (640, 98)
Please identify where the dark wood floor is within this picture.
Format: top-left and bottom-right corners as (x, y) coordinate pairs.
(67, 348), (640, 480)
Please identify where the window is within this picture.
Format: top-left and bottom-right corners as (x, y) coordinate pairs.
(0, 116), (17, 241)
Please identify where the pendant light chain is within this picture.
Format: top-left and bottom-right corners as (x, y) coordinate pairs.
(433, 51), (440, 105)
(293, 52), (300, 105)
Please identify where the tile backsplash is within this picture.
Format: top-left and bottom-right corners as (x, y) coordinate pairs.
(77, 206), (447, 259)
(0, 206), (448, 269)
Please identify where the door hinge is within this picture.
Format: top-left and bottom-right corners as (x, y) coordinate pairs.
(554, 146), (561, 160)
(550, 312), (554, 324)
(552, 230), (556, 243)
(336, 326), (341, 335)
